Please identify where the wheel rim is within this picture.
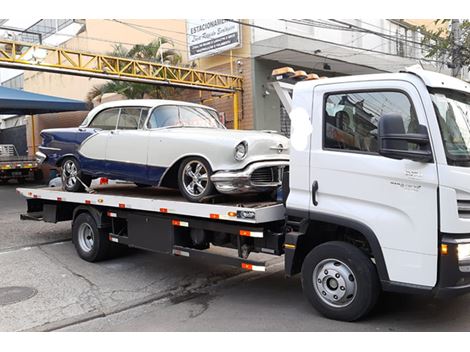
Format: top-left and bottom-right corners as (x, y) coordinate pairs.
(182, 160), (208, 197)
(62, 160), (78, 188)
(312, 258), (357, 308)
(77, 223), (95, 253)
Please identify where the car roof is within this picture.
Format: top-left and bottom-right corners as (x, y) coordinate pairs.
(93, 99), (217, 111)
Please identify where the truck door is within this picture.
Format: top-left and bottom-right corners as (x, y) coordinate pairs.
(309, 80), (439, 287)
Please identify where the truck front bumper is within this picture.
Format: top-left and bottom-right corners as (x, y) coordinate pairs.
(433, 235), (470, 298)
(210, 161), (288, 194)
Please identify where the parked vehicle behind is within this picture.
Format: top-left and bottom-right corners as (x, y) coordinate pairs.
(36, 100), (289, 202)
(0, 144), (41, 184)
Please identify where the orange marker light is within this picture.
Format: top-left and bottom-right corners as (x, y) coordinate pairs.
(441, 244), (448, 255)
(241, 263), (253, 270)
(227, 211), (237, 217)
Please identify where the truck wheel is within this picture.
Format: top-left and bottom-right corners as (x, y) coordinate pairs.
(301, 241), (380, 321)
(72, 212), (114, 262)
(61, 157), (91, 192)
(178, 157), (215, 202)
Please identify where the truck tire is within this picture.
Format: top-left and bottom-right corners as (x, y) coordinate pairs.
(301, 241), (380, 321)
(61, 157), (91, 192)
(72, 212), (114, 262)
(177, 157), (215, 202)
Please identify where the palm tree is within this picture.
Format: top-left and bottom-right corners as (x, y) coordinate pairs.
(87, 38), (183, 102)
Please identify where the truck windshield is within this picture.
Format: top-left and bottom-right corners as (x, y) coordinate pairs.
(430, 88), (470, 165)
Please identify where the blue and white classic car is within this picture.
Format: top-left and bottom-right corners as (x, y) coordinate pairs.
(36, 100), (289, 202)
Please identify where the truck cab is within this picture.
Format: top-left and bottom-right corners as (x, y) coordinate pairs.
(281, 67), (470, 319)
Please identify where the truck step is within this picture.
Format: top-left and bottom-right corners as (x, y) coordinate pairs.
(172, 245), (268, 272)
(20, 212), (43, 221)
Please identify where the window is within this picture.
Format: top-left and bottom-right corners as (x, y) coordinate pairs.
(324, 91), (418, 153)
(89, 108), (120, 130)
(117, 108), (148, 130)
(147, 106), (180, 129)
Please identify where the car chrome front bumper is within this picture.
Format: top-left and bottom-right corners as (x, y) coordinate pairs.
(210, 160), (288, 194)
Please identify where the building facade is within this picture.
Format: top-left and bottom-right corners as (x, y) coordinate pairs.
(0, 19), (461, 156)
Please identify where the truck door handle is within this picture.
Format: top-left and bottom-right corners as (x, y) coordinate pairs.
(312, 181), (319, 206)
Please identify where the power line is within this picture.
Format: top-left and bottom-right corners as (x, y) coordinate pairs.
(111, 19), (436, 69)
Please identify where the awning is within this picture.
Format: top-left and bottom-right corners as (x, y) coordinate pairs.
(0, 86), (88, 115)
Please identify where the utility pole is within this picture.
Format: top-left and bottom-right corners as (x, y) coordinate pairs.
(451, 19), (462, 77)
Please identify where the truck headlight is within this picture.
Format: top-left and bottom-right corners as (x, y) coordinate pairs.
(234, 141), (248, 161)
(457, 243), (470, 263)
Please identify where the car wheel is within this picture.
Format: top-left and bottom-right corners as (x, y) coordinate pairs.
(301, 241), (380, 321)
(178, 157), (215, 202)
(61, 157), (91, 192)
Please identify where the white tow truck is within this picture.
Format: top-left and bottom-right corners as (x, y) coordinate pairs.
(18, 67), (470, 321)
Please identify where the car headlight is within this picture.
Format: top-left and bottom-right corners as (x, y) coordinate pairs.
(234, 141), (248, 161)
(457, 243), (470, 263)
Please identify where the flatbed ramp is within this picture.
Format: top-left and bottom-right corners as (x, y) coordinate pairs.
(17, 185), (285, 224)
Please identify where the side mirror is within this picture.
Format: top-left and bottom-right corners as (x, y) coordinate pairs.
(378, 114), (433, 162)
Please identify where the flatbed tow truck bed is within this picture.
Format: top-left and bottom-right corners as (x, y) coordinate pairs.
(17, 185), (287, 272)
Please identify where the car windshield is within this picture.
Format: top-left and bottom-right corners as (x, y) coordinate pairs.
(430, 88), (470, 165)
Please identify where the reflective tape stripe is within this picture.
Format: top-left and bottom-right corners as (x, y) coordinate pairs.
(239, 230), (263, 238)
(107, 212), (117, 218)
(160, 208), (168, 213)
(210, 213), (219, 219)
(241, 263), (266, 272)
(108, 235), (119, 243)
(172, 220), (189, 227)
(172, 249), (190, 257)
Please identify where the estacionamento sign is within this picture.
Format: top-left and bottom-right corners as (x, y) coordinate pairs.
(187, 19), (241, 60)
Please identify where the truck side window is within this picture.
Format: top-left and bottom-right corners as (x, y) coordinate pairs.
(89, 108), (120, 130)
(324, 91), (418, 153)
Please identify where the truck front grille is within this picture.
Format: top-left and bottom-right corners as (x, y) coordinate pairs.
(457, 200), (470, 219)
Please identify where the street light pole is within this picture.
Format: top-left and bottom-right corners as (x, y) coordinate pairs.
(451, 19), (462, 78)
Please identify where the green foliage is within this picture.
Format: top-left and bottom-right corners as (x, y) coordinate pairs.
(419, 20), (470, 69)
(87, 38), (183, 102)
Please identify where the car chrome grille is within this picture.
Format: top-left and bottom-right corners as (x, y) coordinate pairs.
(250, 167), (282, 185)
(457, 200), (470, 219)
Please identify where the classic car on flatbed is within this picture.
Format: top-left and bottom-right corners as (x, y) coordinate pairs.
(36, 100), (289, 202)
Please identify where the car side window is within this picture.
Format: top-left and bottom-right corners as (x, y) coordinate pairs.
(118, 108), (146, 130)
(88, 108), (120, 130)
(147, 106), (180, 129)
(324, 91), (419, 153)
(179, 106), (223, 128)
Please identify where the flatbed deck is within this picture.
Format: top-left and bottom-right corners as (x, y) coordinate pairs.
(17, 185), (285, 224)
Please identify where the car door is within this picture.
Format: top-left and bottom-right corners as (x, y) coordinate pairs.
(105, 107), (150, 182)
(146, 105), (181, 183)
(78, 107), (120, 175)
(309, 80), (439, 287)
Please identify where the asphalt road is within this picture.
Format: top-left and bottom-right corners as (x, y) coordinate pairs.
(2, 182), (470, 331)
